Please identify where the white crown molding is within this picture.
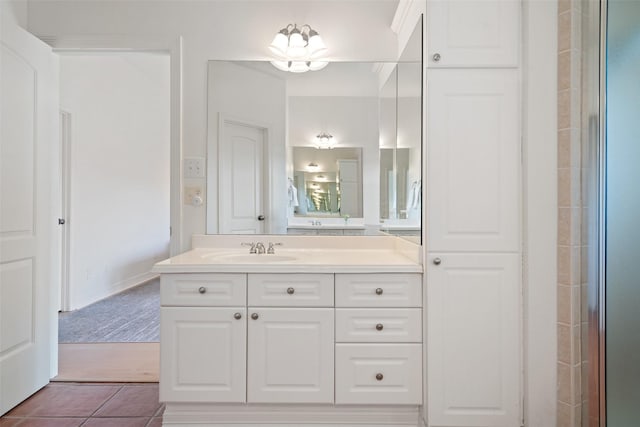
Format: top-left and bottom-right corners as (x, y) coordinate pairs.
(391, 0), (414, 35)
(390, 0), (425, 60)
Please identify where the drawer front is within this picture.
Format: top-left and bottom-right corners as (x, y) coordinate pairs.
(161, 274), (246, 307)
(335, 344), (422, 405)
(335, 274), (422, 307)
(336, 309), (422, 343)
(248, 274), (334, 307)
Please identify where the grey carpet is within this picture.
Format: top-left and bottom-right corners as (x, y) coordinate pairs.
(58, 279), (160, 343)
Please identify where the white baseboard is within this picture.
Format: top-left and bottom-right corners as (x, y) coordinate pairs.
(107, 270), (158, 297)
(163, 403), (422, 426)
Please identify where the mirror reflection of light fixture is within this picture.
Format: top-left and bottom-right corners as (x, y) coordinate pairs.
(269, 24), (328, 73)
(307, 162), (319, 172)
(315, 132), (335, 149)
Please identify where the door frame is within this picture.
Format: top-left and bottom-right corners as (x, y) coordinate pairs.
(58, 109), (71, 312)
(34, 34), (182, 375)
(216, 113), (270, 234)
(41, 35), (183, 257)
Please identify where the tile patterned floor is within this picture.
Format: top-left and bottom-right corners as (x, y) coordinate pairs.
(1, 383), (163, 427)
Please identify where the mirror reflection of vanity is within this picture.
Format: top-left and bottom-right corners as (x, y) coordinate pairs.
(206, 17), (422, 238)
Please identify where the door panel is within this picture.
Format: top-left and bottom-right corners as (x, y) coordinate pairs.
(247, 308), (334, 403)
(427, 253), (520, 426)
(160, 307), (246, 403)
(0, 15), (57, 415)
(219, 119), (265, 234)
(427, 69), (520, 252)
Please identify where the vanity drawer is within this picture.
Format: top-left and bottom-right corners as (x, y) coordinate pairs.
(161, 274), (246, 307)
(335, 344), (422, 405)
(335, 309), (422, 343)
(248, 274), (334, 307)
(335, 274), (422, 307)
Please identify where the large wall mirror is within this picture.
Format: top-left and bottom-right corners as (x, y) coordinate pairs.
(206, 16), (422, 239)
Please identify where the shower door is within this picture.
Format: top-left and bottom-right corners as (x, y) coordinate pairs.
(604, 0), (640, 424)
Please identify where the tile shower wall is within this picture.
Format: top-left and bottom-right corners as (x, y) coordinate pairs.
(557, 0), (586, 426)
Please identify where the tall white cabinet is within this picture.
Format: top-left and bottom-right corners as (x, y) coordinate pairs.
(425, 1), (522, 426)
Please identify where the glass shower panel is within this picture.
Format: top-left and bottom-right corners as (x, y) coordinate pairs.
(605, 0), (640, 424)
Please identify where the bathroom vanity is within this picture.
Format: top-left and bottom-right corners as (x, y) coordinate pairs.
(153, 235), (424, 426)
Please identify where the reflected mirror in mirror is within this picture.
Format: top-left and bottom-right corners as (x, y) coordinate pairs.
(291, 147), (362, 218)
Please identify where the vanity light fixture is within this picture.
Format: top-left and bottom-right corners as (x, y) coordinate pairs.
(269, 23), (328, 73)
(307, 162), (319, 172)
(315, 132), (335, 149)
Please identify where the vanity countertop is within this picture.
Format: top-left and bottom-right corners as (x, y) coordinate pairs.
(153, 247), (422, 274)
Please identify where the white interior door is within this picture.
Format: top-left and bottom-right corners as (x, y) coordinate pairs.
(1, 17), (58, 415)
(219, 118), (265, 234)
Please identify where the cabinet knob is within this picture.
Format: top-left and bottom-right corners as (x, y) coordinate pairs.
(376, 373), (384, 381)
(376, 323), (384, 331)
(433, 257), (442, 266)
(198, 286), (206, 294)
(432, 53), (441, 62)
(251, 313), (259, 320)
(287, 287), (295, 295)
(375, 288), (383, 295)
(234, 312), (242, 320)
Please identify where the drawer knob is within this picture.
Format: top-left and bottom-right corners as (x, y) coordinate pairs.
(375, 288), (383, 295)
(376, 323), (384, 331)
(376, 373), (384, 381)
(234, 312), (242, 320)
(433, 257), (442, 265)
(251, 313), (259, 320)
(198, 286), (206, 294)
(433, 53), (441, 62)
(287, 287), (295, 295)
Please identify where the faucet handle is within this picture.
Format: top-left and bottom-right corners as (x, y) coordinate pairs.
(267, 242), (283, 254)
(241, 242), (257, 254)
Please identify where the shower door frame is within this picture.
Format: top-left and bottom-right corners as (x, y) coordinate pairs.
(585, 0), (607, 425)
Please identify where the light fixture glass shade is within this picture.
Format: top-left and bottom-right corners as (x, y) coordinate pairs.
(289, 29), (305, 47)
(269, 32), (289, 57)
(308, 61), (328, 71)
(269, 24), (328, 73)
(288, 61), (310, 73)
(307, 33), (327, 58)
(315, 132), (335, 149)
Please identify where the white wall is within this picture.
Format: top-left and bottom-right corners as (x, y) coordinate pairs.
(27, 0), (399, 249)
(59, 53), (170, 309)
(206, 61), (287, 234)
(288, 96), (379, 226)
(0, 0), (28, 28)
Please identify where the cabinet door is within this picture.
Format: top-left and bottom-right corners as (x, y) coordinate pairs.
(427, 69), (520, 252)
(160, 307), (246, 403)
(427, 0), (520, 68)
(247, 308), (334, 403)
(427, 253), (520, 426)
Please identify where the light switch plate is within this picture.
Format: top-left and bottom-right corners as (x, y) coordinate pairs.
(184, 157), (206, 178)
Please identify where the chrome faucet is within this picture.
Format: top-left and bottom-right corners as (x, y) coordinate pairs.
(309, 220), (322, 226)
(267, 242), (283, 254)
(241, 242), (257, 254)
(255, 242), (266, 254)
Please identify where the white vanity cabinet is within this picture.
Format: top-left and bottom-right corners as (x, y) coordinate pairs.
(335, 274), (422, 405)
(247, 273), (334, 403)
(426, 0), (520, 68)
(158, 268), (423, 425)
(159, 274), (247, 403)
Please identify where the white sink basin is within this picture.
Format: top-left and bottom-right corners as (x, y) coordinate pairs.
(203, 253), (298, 263)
